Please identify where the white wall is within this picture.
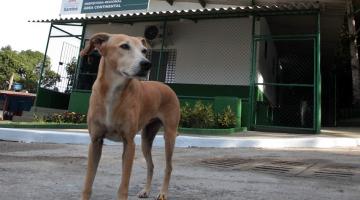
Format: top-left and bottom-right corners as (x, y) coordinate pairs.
(86, 17), (252, 85)
(170, 18), (252, 85)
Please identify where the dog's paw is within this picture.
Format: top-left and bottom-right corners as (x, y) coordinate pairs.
(156, 193), (167, 200)
(137, 190), (150, 198)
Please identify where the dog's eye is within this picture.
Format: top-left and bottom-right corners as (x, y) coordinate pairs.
(120, 44), (130, 50)
(142, 49), (147, 54)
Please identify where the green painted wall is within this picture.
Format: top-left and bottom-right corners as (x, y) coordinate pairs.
(68, 91), (91, 114)
(68, 84), (251, 126)
(36, 88), (70, 110)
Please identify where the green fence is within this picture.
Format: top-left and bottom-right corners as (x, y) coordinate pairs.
(249, 14), (321, 133)
(35, 24), (83, 110)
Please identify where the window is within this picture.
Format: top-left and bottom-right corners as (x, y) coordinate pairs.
(74, 47), (177, 91)
(147, 49), (177, 83)
(76, 49), (101, 90)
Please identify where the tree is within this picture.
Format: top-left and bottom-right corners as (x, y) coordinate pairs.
(0, 46), (60, 93)
(65, 57), (77, 93)
(346, 0), (360, 105)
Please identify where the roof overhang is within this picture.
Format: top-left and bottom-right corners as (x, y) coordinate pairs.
(30, 3), (320, 25)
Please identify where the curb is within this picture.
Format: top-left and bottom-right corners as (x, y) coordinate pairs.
(0, 128), (359, 149)
(0, 123), (247, 135)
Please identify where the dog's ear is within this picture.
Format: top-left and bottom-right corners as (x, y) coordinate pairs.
(80, 33), (110, 57)
(138, 37), (150, 49)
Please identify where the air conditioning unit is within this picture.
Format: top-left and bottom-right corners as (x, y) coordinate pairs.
(144, 25), (172, 46)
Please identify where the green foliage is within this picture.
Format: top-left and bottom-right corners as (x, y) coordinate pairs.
(179, 102), (192, 128)
(190, 101), (216, 128)
(65, 57), (77, 93)
(180, 101), (237, 129)
(42, 70), (61, 88)
(39, 112), (87, 124)
(0, 45), (59, 92)
(217, 106), (237, 128)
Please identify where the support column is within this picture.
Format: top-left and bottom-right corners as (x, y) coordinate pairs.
(34, 23), (53, 108)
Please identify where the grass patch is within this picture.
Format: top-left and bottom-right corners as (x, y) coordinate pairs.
(0, 121), (87, 129)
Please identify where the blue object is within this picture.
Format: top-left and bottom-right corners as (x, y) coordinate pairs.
(13, 83), (23, 91)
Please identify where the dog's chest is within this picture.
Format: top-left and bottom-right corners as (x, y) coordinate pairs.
(105, 91), (121, 127)
(104, 81), (125, 127)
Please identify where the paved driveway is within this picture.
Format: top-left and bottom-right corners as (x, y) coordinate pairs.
(1, 141), (360, 200)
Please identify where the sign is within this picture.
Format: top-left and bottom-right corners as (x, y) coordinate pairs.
(81, 0), (149, 14)
(60, 0), (83, 15)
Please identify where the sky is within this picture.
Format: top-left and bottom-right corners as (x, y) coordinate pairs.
(0, 0), (63, 52)
(0, 0), (85, 91)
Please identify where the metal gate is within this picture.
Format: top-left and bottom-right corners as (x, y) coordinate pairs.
(249, 35), (320, 133)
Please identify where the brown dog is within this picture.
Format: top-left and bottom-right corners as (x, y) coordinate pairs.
(80, 33), (180, 200)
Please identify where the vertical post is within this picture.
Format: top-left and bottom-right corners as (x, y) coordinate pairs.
(73, 23), (87, 91)
(248, 15), (256, 130)
(334, 73), (337, 126)
(156, 20), (167, 81)
(34, 23), (52, 109)
(315, 12), (321, 133)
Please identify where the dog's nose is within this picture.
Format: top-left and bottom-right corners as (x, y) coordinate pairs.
(140, 60), (152, 71)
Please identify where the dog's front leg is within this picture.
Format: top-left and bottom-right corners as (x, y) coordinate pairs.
(117, 138), (136, 200)
(82, 138), (103, 200)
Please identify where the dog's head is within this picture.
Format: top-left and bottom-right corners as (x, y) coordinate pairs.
(81, 33), (151, 79)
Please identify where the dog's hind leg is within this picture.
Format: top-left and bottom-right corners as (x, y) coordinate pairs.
(156, 125), (177, 200)
(138, 119), (162, 198)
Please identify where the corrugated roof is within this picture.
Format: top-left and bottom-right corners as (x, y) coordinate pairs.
(30, 3), (319, 24)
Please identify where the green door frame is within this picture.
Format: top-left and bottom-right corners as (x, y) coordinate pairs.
(248, 13), (321, 133)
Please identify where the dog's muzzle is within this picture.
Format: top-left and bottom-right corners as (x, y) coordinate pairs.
(136, 60), (152, 77)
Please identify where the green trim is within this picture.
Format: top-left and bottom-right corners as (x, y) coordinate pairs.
(52, 25), (82, 40)
(248, 15), (256, 130)
(255, 83), (314, 87)
(50, 35), (83, 38)
(73, 23), (87, 90)
(253, 125), (316, 133)
(156, 20), (167, 81)
(72, 89), (92, 93)
(313, 29), (317, 131)
(0, 122), (87, 129)
(315, 12), (321, 133)
(70, 84), (251, 98)
(254, 34), (317, 40)
(178, 96), (215, 101)
(56, 23), (83, 27)
(178, 127), (247, 135)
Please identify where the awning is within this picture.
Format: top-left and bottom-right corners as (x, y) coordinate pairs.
(30, 3), (320, 24)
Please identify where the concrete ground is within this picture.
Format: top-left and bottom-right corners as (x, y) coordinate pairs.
(1, 141), (360, 200)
